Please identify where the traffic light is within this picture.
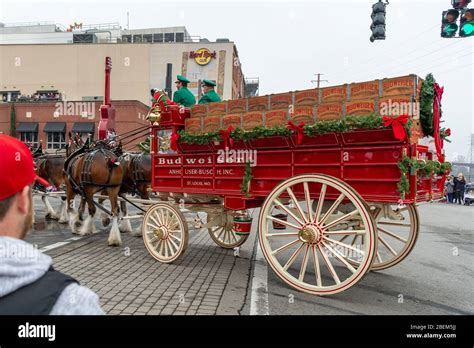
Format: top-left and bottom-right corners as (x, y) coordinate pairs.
(452, 0), (471, 9)
(460, 8), (474, 36)
(441, 9), (460, 37)
(370, 1), (386, 42)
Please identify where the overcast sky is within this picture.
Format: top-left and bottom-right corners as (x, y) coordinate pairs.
(0, 0), (472, 160)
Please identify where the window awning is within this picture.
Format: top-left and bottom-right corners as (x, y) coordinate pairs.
(72, 122), (95, 134)
(16, 122), (38, 132)
(43, 122), (66, 133)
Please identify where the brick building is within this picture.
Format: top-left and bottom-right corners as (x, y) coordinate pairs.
(0, 100), (149, 151)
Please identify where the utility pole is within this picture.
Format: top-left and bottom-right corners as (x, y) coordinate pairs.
(311, 73), (328, 89)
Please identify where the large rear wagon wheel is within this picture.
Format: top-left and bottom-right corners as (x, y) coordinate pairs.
(142, 203), (188, 263)
(259, 174), (377, 296)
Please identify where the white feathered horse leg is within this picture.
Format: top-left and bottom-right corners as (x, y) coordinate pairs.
(118, 200), (132, 233)
(43, 195), (60, 220)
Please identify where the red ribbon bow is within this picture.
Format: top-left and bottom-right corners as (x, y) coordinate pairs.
(170, 128), (179, 151)
(433, 83), (445, 162)
(219, 126), (234, 149)
(382, 114), (409, 141)
(445, 128), (451, 137)
(287, 120), (305, 144)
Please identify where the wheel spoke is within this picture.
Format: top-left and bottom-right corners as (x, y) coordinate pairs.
(323, 236), (365, 255)
(168, 237), (180, 253)
(378, 221), (412, 228)
(322, 241), (357, 273)
(150, 213), (161, 227)
(159, 238), (165, 255)
(378, 226), (408, 243)
(283, 243), (305, 271)
(323, 209), (360, 230)
(147, 221), (160, 230)
(298, 245), (310, 281)
(312, 245), (322, 287)
(163, 239), (169, 257)
(266, 232), (300, 237)
(319, 193), (345, 226)
(324, 229), (366, 235)
(229, 228), (238, 242)
(350, 234), (358, 246)
(216, 227), (225, 241)
(314, 184), (326, 224)
(169, 233), (182, 243)
(303, 182), (313, 223)
(266, 215), (300, 230)
(318, 244), (341, 285)
(154, 239), (163, 252)
(376, 251), (383, 263)
(286, 187), (308, 223)
(274, 198), (304, 226)
(378, 235), (398, 256)
(272, 239), (301, 256)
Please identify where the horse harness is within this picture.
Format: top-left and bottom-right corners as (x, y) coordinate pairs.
(66, 147), (121, 197)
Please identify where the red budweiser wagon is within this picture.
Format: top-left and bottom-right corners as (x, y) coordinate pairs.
(141, 75), (449, 295)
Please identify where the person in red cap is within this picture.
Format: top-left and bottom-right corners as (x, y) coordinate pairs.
(0, 135), (104, 315)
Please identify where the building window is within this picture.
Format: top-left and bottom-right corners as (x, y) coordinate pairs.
(47, 132), (66, 150)
(122, 35), (132, 43)
(175, 32), (184, 42)
(133, 35), (142, 43)
(143, 34), (152, 43)
(153, 33), (164, 43)
(164, 33), (175, 42)
(20, 132), (38, 147)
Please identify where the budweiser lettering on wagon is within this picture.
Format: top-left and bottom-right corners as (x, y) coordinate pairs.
(158, 151), (258, 167)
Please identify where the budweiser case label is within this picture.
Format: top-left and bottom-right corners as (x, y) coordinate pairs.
(382, 76), (415, 97)
(227, 99), (247, 113)
(321, 85), (347, 103)
(185, 117), (202, 134)
(248, 96), (269, 111)
(316, 103), (343, 121)
(203, 116), (221, 132)
(191, 105), (208, 118)
(292, 106), (314, 124)
(208, 102), (227, 116)
(270, 93), (292, 109)
(346, 99), (376, 116)
(350, 81), (379, 99)
(295, 89), (319, 105)
(222, 114), (242, 128)
(265, 110), (288, 127)
(243, 112), (264, 130)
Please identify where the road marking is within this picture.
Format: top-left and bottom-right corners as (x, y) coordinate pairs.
(249, 242), (270, 315)
(39, 236), (83, 253)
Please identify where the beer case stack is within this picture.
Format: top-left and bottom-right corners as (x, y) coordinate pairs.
(185, 74), (424, 138)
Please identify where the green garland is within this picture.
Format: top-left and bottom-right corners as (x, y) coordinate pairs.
(420, 73), (436, 136)
(240, 161), (253, 196)
(397, 155), (452, 198)
(178, 114), (414, 145)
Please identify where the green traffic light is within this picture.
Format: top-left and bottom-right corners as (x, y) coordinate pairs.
(461, 22), (474, 35)
(443, 23), (459, 36)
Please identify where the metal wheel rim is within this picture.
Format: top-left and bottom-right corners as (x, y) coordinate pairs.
(369, 203), (419, 271)
(258, 174), (377, 296)
(142, 203), (188, 263)
(208, 214), (249, 249)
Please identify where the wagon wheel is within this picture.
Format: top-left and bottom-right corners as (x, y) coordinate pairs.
(367, 203), (419, 271)
(337, 203), (419, 271)
(142, 203), (189, 263)
(259, 174), (377, 296)
(207, 211), (249, 249)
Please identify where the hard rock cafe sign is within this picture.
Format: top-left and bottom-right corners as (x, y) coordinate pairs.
(189, 48), (217, 66)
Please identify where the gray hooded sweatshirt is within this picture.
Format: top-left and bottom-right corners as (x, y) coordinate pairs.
(0, 236), (104, 315)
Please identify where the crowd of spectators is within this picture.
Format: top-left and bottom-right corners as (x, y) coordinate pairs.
(1, 92), (61, 103)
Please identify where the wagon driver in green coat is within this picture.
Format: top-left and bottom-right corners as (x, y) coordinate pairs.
(198, 80), (222, 104)
(173, 75), (196, 107)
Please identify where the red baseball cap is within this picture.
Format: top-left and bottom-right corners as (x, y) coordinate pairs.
(0, 134), (50, 200)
